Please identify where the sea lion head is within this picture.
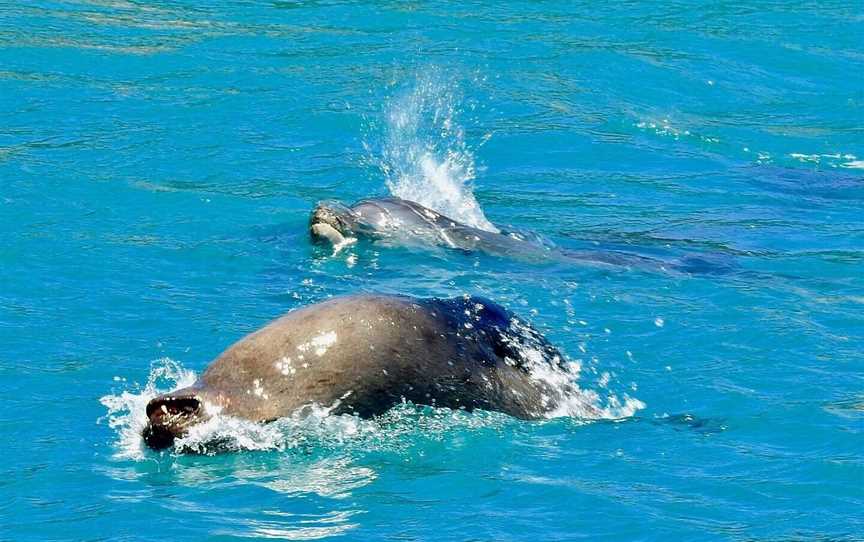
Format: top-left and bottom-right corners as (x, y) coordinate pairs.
(142, 386), (213, 450)
(309, 201), (358, 245)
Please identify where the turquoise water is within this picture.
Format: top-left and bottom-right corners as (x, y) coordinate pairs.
(2, 1), (863, 540)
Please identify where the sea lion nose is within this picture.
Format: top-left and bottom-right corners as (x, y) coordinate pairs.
(142, 395), (202, 450)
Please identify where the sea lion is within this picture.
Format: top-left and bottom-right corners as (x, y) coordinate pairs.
(143, 294), (579, 450)
(309, 197), (551, 258)
(309, 197), (730, 273)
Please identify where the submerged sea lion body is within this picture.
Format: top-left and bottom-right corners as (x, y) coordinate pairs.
(310, 197), (554, 259)
(310, 197), (729, 273)
(143, 294), (574, 449)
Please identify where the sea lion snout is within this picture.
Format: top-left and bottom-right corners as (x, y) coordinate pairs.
(143, 393), (204, 450)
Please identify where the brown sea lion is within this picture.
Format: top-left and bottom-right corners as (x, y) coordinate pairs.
(143, 294), (577, 450)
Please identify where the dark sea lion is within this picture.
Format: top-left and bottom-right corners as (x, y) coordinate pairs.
(310, 197), (551, 258)
(310, 197), (734, 273)
(143, 294), (579, 450)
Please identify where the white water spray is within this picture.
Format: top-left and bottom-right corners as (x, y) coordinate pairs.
(99, 358), (197, 460)
(369, 70), (498, 232)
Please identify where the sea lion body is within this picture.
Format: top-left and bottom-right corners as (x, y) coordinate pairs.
(311, 197), (555, 259)
(310, 197), (734, 273)
(143, 294), (572, 449)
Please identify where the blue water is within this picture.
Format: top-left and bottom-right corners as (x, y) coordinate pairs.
(2, 1), (863, 540)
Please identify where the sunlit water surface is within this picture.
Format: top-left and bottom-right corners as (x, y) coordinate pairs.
(1, 1), (862, 540)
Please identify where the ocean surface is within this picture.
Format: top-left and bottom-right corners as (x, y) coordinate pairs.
(1, 1), (863, 540)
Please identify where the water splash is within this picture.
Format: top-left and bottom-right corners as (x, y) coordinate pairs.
(499, 315), (645, 420)
(367, 69), (498, 232)
(99, 358), (197, 460)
